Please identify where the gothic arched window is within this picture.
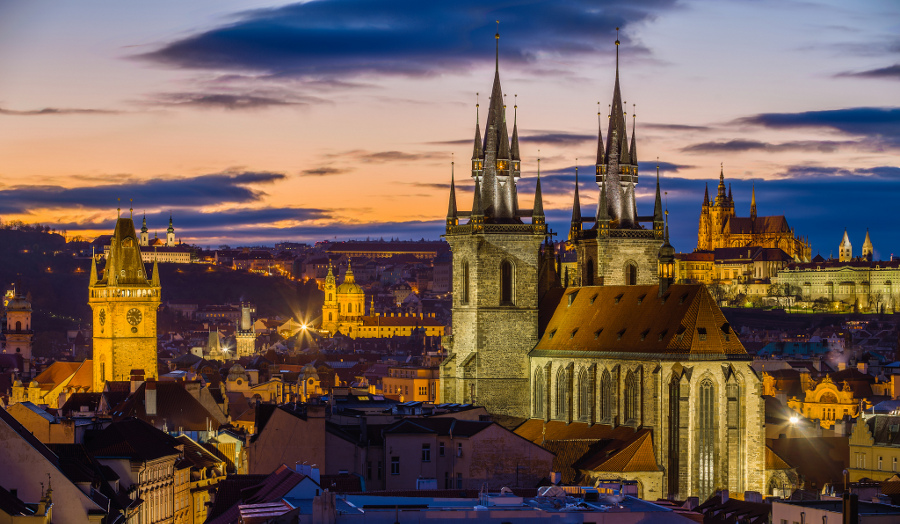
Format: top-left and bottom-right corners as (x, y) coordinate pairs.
(668, 375), (681, 498)
(698, 379), (716, 500)
(586, 259), (595, 286)
(625, 370), (639, 423)
(533, 368), (544, 418)
(328, 313), (333, 321)
(578, 369), (591, 422)
(500, 260), (513, 305)
(600, 369), (612, 422)
(556, 367), (568, 420)
(626, 263), (637, 285)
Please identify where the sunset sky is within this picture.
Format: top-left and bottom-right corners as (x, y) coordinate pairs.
(0, 0), (898, 257)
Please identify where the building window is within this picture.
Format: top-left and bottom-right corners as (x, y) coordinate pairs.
(422, 444), (431, 462)
(879, 456), (883, 470)
(698, 379), (716, 500)
(500, 260), (513, 305)
(626, 263), (637, 285)
(533, 368), (544, 418)
(457, 443), (462, 457)
(457, 473), (463, 489)
(391, 457), (400, 475)
(461, 262), (470, 304)
(893, 457), (897, 472)
(556, 367), (569, 420)
(578, 369), (591, 422)
(600, 369), (612, 421)
(439, 442), (445, 457)
(625, 370), (639, 423)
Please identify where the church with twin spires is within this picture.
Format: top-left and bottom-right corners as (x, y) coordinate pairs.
(440, 31), (769, 501)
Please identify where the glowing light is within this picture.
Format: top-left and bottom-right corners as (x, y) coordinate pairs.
(301, 324), (308, 331)
(789, 416), (799, 424)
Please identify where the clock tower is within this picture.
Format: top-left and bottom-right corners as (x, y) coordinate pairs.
(89, 216), (161, 392)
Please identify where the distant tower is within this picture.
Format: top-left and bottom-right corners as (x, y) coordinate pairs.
(206, 329), (225, 361)
(336, 261), (365, 337)
(166, 215), (175, 246)
(839, 229), (852, 262)
(140, 214), (149, 246)
(440, 27), (547, 417)
(235, 303), (256, 357)
(4, 288), (33, 374)
(862, 229), (873, 261)
(322, 263), (338, 334)
(89, 216), (161, 392)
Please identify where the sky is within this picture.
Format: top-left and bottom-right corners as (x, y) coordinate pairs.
(0, 0), (898, 257)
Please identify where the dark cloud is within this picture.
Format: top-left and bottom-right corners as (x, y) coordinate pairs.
(300, 167), (352, 177)
(681, 139), (858, 154)
(146, 92), (318, 110)
(520, 132), (595, 145)
(137, 0), (676, 79)
(0, 106), (118, 116)
(736, 107), (900, 148)
(0, 171), (284, 214)
(641, 123), (710, 131)
(55, 207), (329, 234)
(836, 64), (900, 80)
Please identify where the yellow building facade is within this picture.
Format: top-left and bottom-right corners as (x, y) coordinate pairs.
(89, 217), (162, 392)
(849, 414), (900, 482)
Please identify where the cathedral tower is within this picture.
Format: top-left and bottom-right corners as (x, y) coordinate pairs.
(166, 215), (175, 246)
(321, 263), (338, 334)
(839, 229), (852, 262)
(440, 29), (547, 417)
(572, 34), (664, 286)
(862, 229), (873, 261)
(4, 289), (33, 374)
(89, 216), (161, 392)
(235, 303), (256, 357)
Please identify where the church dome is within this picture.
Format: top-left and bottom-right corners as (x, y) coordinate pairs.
(336, 264), (364, 295)
(6, 296), (31, 311)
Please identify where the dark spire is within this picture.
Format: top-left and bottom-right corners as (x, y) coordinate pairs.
(605, 28), (628, 164)
(703, 183), (709, 205)
(598, 166), (609, 221)
(570, 164), (582, 240)
(471, 175), (483, 218)
(653, 163), (663, 222)
(716, 163), (727, 204)
(533, 158), (545, 224)
(447, 162), (458, 226)
(510, 96), (520, 161)
(595, 102), (605, 164)
(630, 106), (637, 165)
(167, 214), (174, 233)
(141, 213), (148, 233)
(728, 183), (732, 201)
(472, 95), (482, 160)
(497, 100), (511, 159)
(495, 21), (500, 72)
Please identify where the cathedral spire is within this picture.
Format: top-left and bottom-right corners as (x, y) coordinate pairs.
(630, 106), (637, 165)
(533, 157), (545, 223)
(750, 184), (757, 222)
(570, 164), (582, 240)
(472, 95), (482, 161)
(151, 256), (160, 287)
(89, 255), (98, 286)
(510, 96), (520, 161)
(716, 163), (727, 204)
(728, 183), (732, 202)
(447, 161), (458, 227)
(703, 183), (709, 205)
(471, 175), (484, 218)
(595, 102), (605, 164)
(653, 163), (663, 237)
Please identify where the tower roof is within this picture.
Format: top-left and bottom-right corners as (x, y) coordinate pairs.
(533, 160), (544, 219)
(99, 217), (153, 287)
(510, 102), (520, 161)
(571, 166), (582, 224)
(840, 228), (851, 248)
(472, 102), (483, 160)
(447, 163), (458, 220)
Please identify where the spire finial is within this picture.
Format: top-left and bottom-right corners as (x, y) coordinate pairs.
(495, 20), (500, 72)
(476, 92), (479, 117)
(537, 149), (541, 174)
(129, 199), (133, 219)
(117, 198), (120, 218)
(513, 94), (517, 123)
(615, 27), (620, 71)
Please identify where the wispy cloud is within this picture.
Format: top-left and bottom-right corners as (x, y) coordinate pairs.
(735, 107), (900, 148)
(0, 106), (118, 116)
(300, 166), (352, 177)
(836, 64), (900, 80)
(145, 92), (320, 110)
(681, 139), (859, 154)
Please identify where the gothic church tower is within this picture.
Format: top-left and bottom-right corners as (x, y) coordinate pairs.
(571, 34), (665, 286)
(440, 29), (547, 417)
(321, 264), (338, 334)
(235, 303), (256, 357)
(89, 216), (161, 392)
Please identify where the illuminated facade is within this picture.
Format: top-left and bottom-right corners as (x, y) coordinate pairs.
(89, 217), (162, 392)
(697, 170), (811, 261)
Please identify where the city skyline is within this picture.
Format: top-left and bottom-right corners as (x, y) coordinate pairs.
(0, 0), (898, 257)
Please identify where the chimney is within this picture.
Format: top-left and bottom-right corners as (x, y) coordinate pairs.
(146, 380), (157, 416)
(130, 369), (145, 394)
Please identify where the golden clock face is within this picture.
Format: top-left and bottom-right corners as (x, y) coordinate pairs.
(99, 309), (106, 326)
(126, 308), (142, 326)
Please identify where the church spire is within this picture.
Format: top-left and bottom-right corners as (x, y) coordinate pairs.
(510, 96), (520, 161)
(750, 183), (757, 221)
(570, 164), (582, 240)
(471, 175), (484, 218)
(447, 161), (458, 228)
(595, 102), (605, 164)
(716, 163), (727, 204)
(472, 95), (482, 161)
(703, 183), (709, 205)
(533, 157), (545, 227)
(630, 106), (638, 165)
(151, 256), (160, 287)
(653, 163), (663, 238)
(89, 254), (98, 286)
